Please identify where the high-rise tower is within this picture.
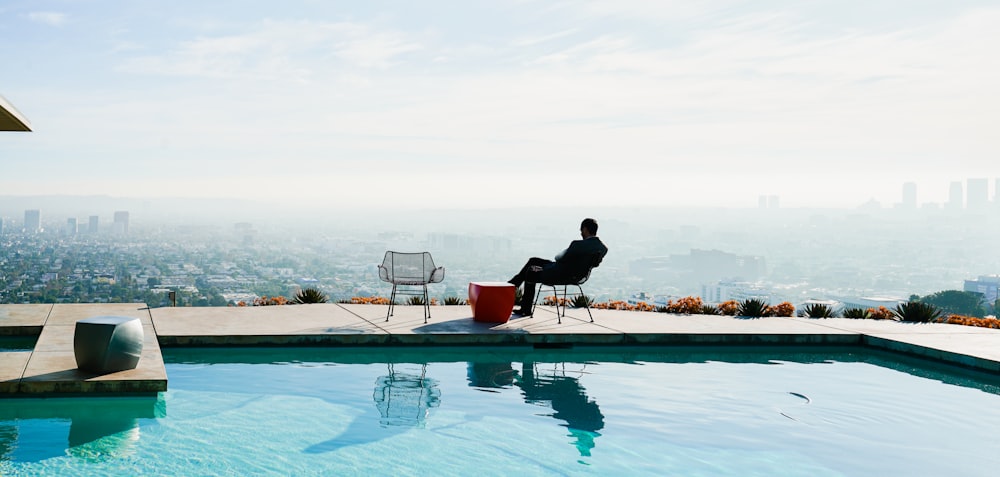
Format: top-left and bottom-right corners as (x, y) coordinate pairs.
(113, 211), (129, 235)
(967, 178), (989, 211)
(24, 209), (40, 233)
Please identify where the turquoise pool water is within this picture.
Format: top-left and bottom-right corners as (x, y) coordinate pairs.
(2, 346), (999, 476)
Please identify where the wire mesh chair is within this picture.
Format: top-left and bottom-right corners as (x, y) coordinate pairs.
(531, 252), (604, 324)
(378, 251), (445, 323)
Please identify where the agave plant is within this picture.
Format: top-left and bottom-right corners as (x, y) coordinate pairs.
(443, 296), (466, 306)
(407, 296), (426, 306)
(737, 298), (769, 318)
(514, 287), (523, 305)
(700, 304), (719, 315)
(803, 303), (833, 318)
(292, 288), (328, 304)
(572, 295), (593, 308)
(842, 308), (870, 319)
(894, 301), (942, 323)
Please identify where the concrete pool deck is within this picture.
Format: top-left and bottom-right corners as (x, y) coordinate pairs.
(2, 303), (1000, 396)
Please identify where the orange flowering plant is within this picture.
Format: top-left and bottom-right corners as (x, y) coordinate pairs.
(665, 296), (704, 314)
(717, 300), (739, 316)
(945, 314), (1000, 329)
(766, 302), (795, 317)
(867, 306), (895, 320)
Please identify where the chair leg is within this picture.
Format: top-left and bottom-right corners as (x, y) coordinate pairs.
(577, 285), (594, 322)
(530, 283), (541, 317)
(422, 285), (430, 323)
(387, 285), (396, 321)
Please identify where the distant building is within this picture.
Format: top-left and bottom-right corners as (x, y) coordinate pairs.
(113, 211), (129, 235)
(758, 195), (779, 209)
(900, 182), (917, 209)
(967, 178), (989, 211)
(701, 280), (771, 304)
(946, 181), (963, 210)
(632, 249), (766, 285)
(66, 217), (78, 236)
(840, 296), (906, 311)
(24, 209), (40, 233)
(88, 215), (99, 234)
(964, 275), (1000, 306)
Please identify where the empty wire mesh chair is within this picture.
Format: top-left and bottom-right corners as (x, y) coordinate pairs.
(378, 251), (445, 323)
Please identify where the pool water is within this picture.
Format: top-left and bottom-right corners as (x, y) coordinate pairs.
(2, 346), (999, 476)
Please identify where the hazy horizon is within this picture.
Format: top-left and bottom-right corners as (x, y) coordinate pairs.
(2, 1), (998, 209)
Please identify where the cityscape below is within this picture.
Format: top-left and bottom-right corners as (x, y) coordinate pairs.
(1, 177), (999, 317)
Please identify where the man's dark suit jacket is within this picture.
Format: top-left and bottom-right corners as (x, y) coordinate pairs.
(546, 236), (608, 283)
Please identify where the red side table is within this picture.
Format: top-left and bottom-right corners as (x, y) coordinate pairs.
(468, 282), (516, 323)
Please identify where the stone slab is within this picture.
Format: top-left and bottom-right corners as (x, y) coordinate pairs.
(44, 303), (151, 326)
(0, 304), (52, 335)
(12, 304), (167, 395)
(0, 350), (31, 393)
(19, 349), (166, 394)
(152, 304), (388, 346)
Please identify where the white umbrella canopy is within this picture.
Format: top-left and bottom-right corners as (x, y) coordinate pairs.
(0, 95), (31, 131)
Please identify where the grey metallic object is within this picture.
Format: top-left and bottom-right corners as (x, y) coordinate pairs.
(74, 316), (144, 374)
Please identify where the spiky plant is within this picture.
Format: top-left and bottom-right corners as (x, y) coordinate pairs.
(894, 301), (942, 323)
(700, 304), (719, 315)
(292, 288), (328, 304)
(572, 295), (593, 308)
(842, 308), (870, 319)
(443, 296), (466, 306)
(655, 305), (671, 313)
(407, 296), (426, 306)
(514, 286), (523, 305)
(803, 303), (833, 318)
(737, 298), (770, 318)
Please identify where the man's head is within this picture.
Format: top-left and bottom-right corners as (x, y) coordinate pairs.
(580, 218), (598, 238)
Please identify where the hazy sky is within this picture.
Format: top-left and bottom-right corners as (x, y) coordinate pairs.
(1, 1), (998, 209)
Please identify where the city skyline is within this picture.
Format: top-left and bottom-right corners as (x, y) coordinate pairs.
(1, 1), (998, 209)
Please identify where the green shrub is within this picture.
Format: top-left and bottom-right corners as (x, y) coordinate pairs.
(842, 308), (870, 319)
(700, 304), (719, 315)
(443, 296), (466, 306)
(894, 301), (942, 323)
(572, 295), (593, 308)
(738, 298), (769, 318)
(292, 288), (328, 304)
(803, 303), (833, 318)
(407, 296), (426, 305)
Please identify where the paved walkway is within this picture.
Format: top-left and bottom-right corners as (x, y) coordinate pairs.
(2, 303), (999, 396)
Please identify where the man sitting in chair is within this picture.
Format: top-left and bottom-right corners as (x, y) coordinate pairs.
(508, 218), (608, 317)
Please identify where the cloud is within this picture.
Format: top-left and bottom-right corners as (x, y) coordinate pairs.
(117, 20), (422, 81)
(26, 11), (68, 26)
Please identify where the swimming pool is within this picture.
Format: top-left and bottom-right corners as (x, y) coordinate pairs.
(2, 346), (999, 476)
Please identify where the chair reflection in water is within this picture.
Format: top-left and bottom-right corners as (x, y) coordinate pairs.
(373, 363), (441, 428)
(467, 360), (604, 457)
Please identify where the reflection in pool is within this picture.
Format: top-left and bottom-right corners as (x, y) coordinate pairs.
(2, 346), (1000, 476)
(468, 361), (604, 456)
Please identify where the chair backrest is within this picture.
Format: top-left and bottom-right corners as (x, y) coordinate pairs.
(562, 251), (606, 285)
(378, 251), (440, 284)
